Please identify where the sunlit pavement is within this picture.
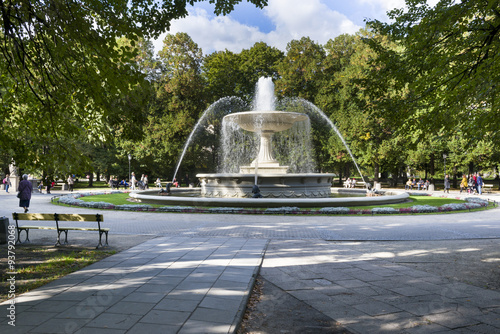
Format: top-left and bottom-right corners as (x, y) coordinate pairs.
(1, 189), (500, 333)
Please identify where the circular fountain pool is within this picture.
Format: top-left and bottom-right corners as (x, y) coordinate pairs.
(129, 188), (409, 208)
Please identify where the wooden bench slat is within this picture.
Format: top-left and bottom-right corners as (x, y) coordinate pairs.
(18, 226), (57, 230)
(15, 213), (56, 220)
(55, 214), (104, 222)
(60, 227), (110, 231)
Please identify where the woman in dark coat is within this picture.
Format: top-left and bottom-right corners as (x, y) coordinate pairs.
(18, 174), (33, 213)
(444, 174), (450, 194)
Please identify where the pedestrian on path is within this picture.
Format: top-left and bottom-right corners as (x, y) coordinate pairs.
(476, 173), (484, 195)
(130, 172), (137, 190)
(3, 174), (11, 192)
(67, 174), (74, 192)
(18, 174), (33, 213)
(444, 174), (450, 193)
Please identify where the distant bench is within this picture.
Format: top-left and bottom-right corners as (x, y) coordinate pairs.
(483, 184), (494, 193)
(343, 181), (366, 188)
(12, 213), (108, 248)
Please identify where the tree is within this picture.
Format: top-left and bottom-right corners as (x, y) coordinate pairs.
(275, 37), (326, 102)
(0, 0), (267, 171)
(139, 32), (206, 179)
(202, 42), (283, 103)
(367, 0), (500, 142)
(315, 30), (406, 183)
(239, 42), (284, 97)
(203, 50), (245, 101)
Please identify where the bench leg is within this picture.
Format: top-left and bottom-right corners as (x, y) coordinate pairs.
(56, 230), (69, 247)
(96, 231), (109, 249)
(16, 229), (30, 244)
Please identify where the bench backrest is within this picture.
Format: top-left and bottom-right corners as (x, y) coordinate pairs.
(12, 213), (104, 231)
(13, 213), (104, 222)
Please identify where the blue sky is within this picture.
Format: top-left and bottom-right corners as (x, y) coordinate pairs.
(153, 0), (436, 55)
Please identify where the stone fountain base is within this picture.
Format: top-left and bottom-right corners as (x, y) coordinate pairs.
(196, 173), (335, 198)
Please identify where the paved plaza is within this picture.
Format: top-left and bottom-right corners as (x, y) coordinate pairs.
(1, 189), (500, 333)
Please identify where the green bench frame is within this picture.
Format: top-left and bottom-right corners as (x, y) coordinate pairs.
(12, 213), (109, 248)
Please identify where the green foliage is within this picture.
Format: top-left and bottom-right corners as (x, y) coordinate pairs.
(202, 42), (283, 102)
(276, 37), (326, 102)
(0, 0), (266, 175)
(367, 0), (500, 142)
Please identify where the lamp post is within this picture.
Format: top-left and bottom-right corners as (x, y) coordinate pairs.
(128, 154), (131, 188)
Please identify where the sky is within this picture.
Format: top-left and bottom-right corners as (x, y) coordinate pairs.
(153, 0), (419, 55)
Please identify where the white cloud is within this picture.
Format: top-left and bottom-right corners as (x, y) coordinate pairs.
(355, 0), (441, 22)
(154, 0), (456, 55)
(154, 8), (268, 55)
(264, 0), (361, 50)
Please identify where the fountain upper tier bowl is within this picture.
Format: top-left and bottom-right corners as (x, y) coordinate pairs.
(224, 111), (308, 133)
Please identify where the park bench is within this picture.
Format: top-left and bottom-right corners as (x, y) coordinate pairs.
(12, 213), (108, 248)
(483, 184), (494, 193)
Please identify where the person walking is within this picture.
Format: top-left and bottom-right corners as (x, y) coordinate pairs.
(45, 176), (52, 194)
(444, 174), (450, 193)
(18, 174), (33, 213)
(3, 174), (11, 192)
(67, 175), (74, 192)
(476, 173), (483, 195)
(130, 172), (137, 190)
(468, 174), (475, 194)
(460, 174), (468, 193)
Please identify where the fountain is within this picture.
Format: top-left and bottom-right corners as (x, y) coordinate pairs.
(197, 77), (334, 198)
(130, 77), (408, 207)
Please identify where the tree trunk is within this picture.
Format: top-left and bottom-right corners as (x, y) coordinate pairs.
(496, 166), (500, 190)
(453, 165), (458, 189)
(88, 173), (94, 187)
(374, 162), (379, 182)
(430, 154), (435, 182)
(469, 162), (474, 175)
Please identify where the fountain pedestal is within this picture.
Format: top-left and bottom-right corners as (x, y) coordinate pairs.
(197, 173), (335, 198)
(239, 131), (290, 174)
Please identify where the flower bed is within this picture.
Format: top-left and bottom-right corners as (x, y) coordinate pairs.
(265, 207), (301, 214)
(53, 191), (492, 215)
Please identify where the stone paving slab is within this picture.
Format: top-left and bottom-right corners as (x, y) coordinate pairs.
(261, 239), (500, 334)
(0, 236), (268, 334)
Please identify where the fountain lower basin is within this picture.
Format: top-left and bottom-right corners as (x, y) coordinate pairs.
(129, 187), (409, 208)
(197, 173), (335, 198)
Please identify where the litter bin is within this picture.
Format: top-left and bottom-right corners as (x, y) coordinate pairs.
(0, 216), (9, 244)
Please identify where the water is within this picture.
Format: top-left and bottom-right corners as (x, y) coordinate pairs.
(219, 119), (259, 173)
(252, 77), (276, 111)
(279, 97), (366, 184)
(219, 78), (316, 174)
(173, 77), (366, 186)
(171, 97), (246, 182)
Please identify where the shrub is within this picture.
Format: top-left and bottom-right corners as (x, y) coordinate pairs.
(371, 207), (399, 214)
(265, 207), (300, 214)
(318, 207), (350, 214)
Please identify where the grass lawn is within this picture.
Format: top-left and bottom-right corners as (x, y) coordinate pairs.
(71, 192), (481, 212)
(0, 246), (116, 302)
